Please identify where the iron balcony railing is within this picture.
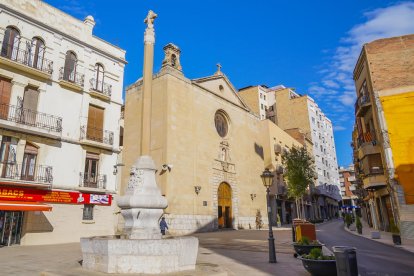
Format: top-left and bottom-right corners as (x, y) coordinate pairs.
(59, 67), (85, 87)
(0, 162), (53, 184)
(89, 78), (112, 97)
(0, 41), (53, 74)
(80, 125), (114, 145)
(79, 172), (106, 189)
(0, 103), (63, 133)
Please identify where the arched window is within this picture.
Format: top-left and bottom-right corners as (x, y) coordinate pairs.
(64, 51), (77, 82)
(94, 63), (104, 91)
(28, 37), (45, 70)
(1, 26), (20, 60)
(171, 54), (177, 67)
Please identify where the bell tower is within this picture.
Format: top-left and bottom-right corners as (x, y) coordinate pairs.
(162, 43), (182, 71)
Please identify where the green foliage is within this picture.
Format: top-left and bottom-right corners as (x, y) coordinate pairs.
(389, 222), (400, 234)
(282, 147), (316, 200)
(345, 214), (352, 228)
(297, 236), (310, 245)
(296, 236), (321, 245)
(303, 248), (335, 260)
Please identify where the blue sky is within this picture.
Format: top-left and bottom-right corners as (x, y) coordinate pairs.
(45, 0), (414, 167)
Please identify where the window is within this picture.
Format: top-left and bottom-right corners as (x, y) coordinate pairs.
(83, 204), (94, 220)
(1, 26), (20, 60)
(171, 54), (177, 67)
(0, 77), (12, 117)
(63, 51), (77, 82)
(21, 143), (38, 181)
(84, 152), (99, 188)
(87, 105), (104, 142)
(263, 95), (266, 100)
(214, 111), (229, 138)
(261, 104), (264, 110)
(93, 63), (105, 92)
(22, 86), (40, 124)
(312, 117), (315, 123)
(29, 37), (45, 70)
(0, 136), (18, 178)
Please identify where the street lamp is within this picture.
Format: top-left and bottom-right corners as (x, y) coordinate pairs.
(261, 168), (277, 263)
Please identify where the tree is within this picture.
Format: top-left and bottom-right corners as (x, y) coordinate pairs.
(282, 146), (316, 219)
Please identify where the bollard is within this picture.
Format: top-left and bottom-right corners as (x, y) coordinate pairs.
(333, 246), (358, 276)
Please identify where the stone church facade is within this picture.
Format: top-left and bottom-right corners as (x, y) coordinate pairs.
(122, 43), (303, 234)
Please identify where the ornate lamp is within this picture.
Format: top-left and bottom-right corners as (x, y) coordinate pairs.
(260, 168), (277, 263)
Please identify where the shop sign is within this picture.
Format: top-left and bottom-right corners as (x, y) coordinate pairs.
(0, 187), (111, 206)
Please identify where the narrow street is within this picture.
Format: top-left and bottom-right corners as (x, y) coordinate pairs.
(317, 220), (414, 276)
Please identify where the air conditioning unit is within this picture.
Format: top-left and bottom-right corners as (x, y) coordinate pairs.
(274, 144), (282, 154)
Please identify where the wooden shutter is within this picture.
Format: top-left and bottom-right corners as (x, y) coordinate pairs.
(22, 86), (39, 126)
(0, 77), (12, 120)
(87, 105), (104, 142)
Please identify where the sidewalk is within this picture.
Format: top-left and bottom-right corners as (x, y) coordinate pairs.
(344, 219), (414, 253)
(0, 228), (308, 276)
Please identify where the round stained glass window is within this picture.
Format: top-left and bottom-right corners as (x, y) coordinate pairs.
(215, 111), (228, 137)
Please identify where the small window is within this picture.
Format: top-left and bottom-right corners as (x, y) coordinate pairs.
(83, 204), (94, 220)
(261, 104), (264, 110)
(263, 95), (266, 101)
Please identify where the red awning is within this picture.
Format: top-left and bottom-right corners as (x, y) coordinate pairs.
(0, 201), (52, 211)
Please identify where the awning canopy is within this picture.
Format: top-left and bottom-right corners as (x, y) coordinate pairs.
(0, 201), (52, 211)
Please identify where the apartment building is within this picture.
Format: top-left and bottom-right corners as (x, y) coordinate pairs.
(339, 165), (358, 213)
(352, 34), (414, 241)
(239, 85), (341, 220)
(0, 0), (126, 245)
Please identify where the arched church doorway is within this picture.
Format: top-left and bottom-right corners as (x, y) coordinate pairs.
(217, 182), (232, 228)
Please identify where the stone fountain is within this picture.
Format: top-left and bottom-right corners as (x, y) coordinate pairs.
(80, 11), (199, 274)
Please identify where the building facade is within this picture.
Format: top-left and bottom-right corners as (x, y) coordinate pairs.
(0, 0), (126, 245)
(122, 39), (310, 234)
(352, 34), (414, 241)
(239, 85), (341, 220)
(339, 165), (358, 213)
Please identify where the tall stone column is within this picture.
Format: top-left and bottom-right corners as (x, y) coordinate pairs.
(141, 10), (157, 155)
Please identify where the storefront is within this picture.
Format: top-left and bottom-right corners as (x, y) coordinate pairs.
(0, 187), (112, 246)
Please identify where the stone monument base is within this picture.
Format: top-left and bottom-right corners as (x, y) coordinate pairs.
(81, 236), (199, 274)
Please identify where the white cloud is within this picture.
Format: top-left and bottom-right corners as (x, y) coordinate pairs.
(308, 2), (414, 141)
(334, 125), (347, 131)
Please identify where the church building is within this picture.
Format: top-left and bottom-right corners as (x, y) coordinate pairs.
(122, 41), (302, 234)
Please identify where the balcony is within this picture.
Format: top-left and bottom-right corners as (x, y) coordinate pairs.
(362, 167), (387, 190)
(0, 162), (53, 188)
(0, 103), (62, 139)
(0, 41), (53, 79)
(79, 172), (107, 192)
(58, 67), (84, 91)
(358, 141), (381, 159)
(80, 125), (114, 150)
(89, 78), (112, 101)
(355, 94), (371, 117)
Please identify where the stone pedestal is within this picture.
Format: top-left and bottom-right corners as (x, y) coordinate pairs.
(81, 236), (199, 274)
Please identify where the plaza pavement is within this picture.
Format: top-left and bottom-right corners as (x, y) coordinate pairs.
(0, 227), (309, 276)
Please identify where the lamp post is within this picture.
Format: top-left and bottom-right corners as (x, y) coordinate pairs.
(261, 168), (277, 263)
